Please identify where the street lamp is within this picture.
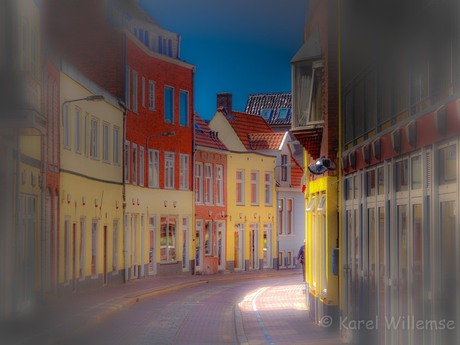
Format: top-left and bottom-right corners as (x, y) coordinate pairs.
(61, 94), (105, 122)
(145, 131), (176, 149)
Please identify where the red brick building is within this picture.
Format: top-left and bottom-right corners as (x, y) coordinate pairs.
(194, 114), (228, 274)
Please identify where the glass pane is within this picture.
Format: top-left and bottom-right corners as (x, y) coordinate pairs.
(411, 155), (422, 190)
(366, 170), (376, 197)
(439, 144), (457, 185)
(377, 167), (384, 195)
(396, 159), (409, 192)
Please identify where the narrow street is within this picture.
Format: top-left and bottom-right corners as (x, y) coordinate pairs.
(2, 271), (341, 345)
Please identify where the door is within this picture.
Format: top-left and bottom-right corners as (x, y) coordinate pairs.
(103, 225), (107, 285)
(263, 222), (273, 268)
(72, 223), (77, 291)
(249, 223), (259, 270)
(234, 223), (245, 270)
(216, 221), (225, 271)
(130, 215), (138, 279)
(148, 216), (156, 275)
(195, 220), (203, 272)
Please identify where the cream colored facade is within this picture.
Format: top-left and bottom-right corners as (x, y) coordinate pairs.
(226, 152), (277, 270)
(124, 186), (194, 278)
(59, 64), (123, 291)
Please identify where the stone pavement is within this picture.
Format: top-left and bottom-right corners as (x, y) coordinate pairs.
(0, 268), (342, 345)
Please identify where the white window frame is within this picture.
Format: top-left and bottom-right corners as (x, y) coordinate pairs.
(113, 126), (120, 165)
(132, 143), (138, 185)
(125, 65), (131, 109)
(132, 69), (138, 113)
(141, 76), (145, 108)
(165, 151), (175, 189)
(264, 172), (273, 206)
(84, 112), (89, 157)
(195, 162), (204, 204)
(251, 170), (259, 205)
(63, 104), (70, 150)
(90, 117), (99, 160)
(215, 165), (224, 206)
(139, 146), (145, 186)
(204, 163), (213, 205)
(148, 149), (159, 188)
(124, 141), (130, 183)
(102, 122), (110, 163)
(287, 198), (293, 235)
(180, 154), (190, 190)
(74, 107), (81, 153)
(236, 170), (245, 205)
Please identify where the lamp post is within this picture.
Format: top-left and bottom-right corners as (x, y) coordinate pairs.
(145, 131), (176, 150)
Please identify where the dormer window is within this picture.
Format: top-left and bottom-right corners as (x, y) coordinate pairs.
(260, 109), (274, 121)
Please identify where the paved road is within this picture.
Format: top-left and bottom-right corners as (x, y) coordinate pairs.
(0, 269), (341, 345)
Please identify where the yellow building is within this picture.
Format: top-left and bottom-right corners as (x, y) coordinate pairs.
(59, 62), (124, 291)
(209, 95), (278, 270)
(225, 152), (277, 270)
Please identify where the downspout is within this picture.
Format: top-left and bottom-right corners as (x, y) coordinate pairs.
(191, 66), (196, 275)
(337, 0), (343, 315)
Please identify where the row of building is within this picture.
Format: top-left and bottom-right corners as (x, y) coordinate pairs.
(0, 0), (305, 319)
(294, 1), (460, 345)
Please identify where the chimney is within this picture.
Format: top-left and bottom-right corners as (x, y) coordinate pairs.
(217, 92), (232, 116)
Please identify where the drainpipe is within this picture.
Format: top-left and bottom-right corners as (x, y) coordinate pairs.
(118, 99), (128, 283)
(337, 0), (343, 313)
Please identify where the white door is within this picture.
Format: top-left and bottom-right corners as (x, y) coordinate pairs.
(216, 221), (226, 271)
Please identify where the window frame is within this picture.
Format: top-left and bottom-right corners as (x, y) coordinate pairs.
(102, 122), (110, 163)
(251, 170), (259, 205)
(179, 154), (190, 190)
(148, 149), (160, 188)
(165, 151), (175, 189)
(264, 172), (273, 206)
(236, 170), (245, 205)
(149, 80), (156, 110)
(179, 90), (189, 127)
(90, 116), (99, 160)
(204, 163), (213, 205)
(215, 165), (224, 206)
(195, 162), (204, 204)
(164, 86), (174, 124)
(139, 146), (145, 186)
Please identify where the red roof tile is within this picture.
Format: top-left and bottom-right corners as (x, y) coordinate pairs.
(248, 133), (285, 150)
(194, 114), (227, 151)
(223, 111), (274, 150)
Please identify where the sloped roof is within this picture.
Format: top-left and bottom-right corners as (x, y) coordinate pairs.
(223, 110), (274, 150)
(291, 28), (322, 63)
(245, 93), (292, 125)
(248, 133), (285, 150)
(194, 114), (227, 151)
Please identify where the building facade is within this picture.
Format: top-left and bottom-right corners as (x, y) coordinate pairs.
(59, 62), (124, 292)
(194, 114), (228, 274)
(291, 0), (340, 326)
(340, 1), (460, 344)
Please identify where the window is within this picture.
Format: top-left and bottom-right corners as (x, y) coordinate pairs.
(439, 144), (457, 185)
(148, 149), (159, 188)
(63, 104), (70, 149)
(125, 65), (131, 109)
(165, 152), (175, 188)
(395, 159), (408, 192)
(179, 90), (189, 126)
(179, 154), (190, 190)
(132, 144), (138, 185)
(287, 199), (293, 235)
(102, 122), (109, 163)
(132, 69), (138, 113)
(164, 86), (174, 123)
(278, 199), (284, 235)
(260, 109), (274, 121)
(293, 62), (322, 127)
(139, 147), (145, 186)
(141, 76), (145, 108)
(236, 170), (244, 205)
(195, 162), (203, 204)
(205, 221), (212, 256)
(264, 172), (273, 205)
(411, 155), (422, 190)
(215, 165), (224, 205)
(64, 219), (70, 283)
(74, 107), (81, 153)
(84, 112), (89, 157)
(251, 171), (259, 205)
(204, 164), (213, 204)
(149, 81), (156, 110)
(160, 216), (176, 262)
(90, 117), (99, 159)
(91, 220), (98, 277)
(366, 170), (376, 197)
(124, 141), (130, 183)
(113, 126), (120, 165)
(281, 155), (288, 182)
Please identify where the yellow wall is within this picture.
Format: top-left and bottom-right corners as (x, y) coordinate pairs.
(59, 73), (123, 284)
(226, 152), (277, 267)
(125, 186), (194, 267)
(208, 112), (246, 152)
(305, 176), (339, 306)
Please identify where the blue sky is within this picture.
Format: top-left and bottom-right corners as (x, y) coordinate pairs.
(139, 0), (309, 120)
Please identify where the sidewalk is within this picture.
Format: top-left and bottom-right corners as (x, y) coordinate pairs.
(0, 268), (337, 345)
